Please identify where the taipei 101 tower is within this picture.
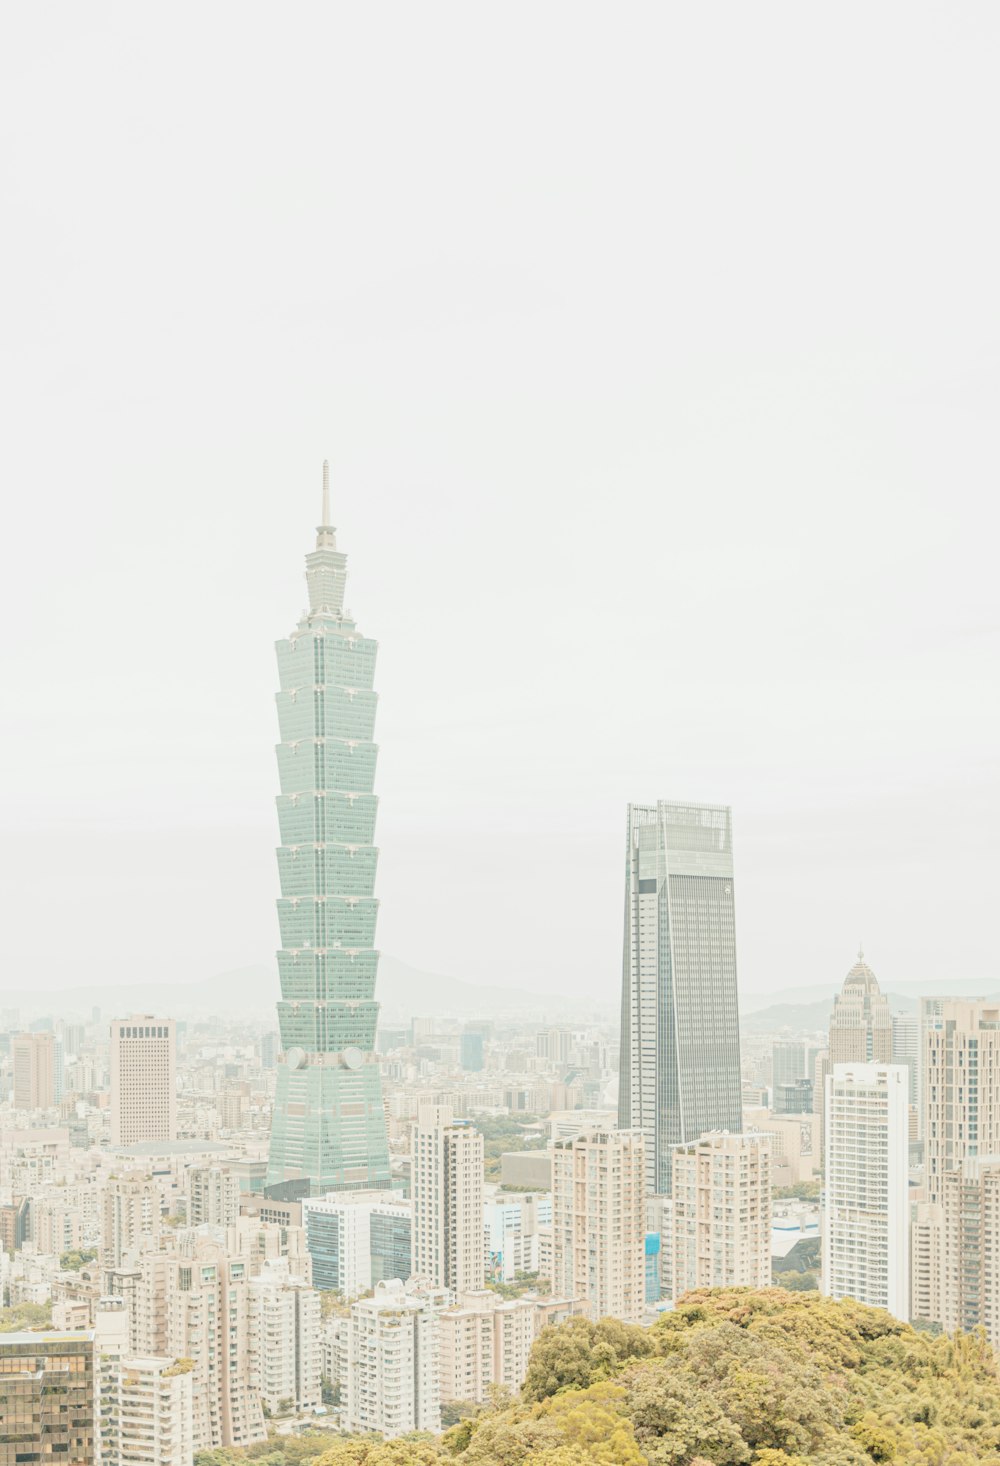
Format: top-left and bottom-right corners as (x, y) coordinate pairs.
(265, 464), (391, 1198)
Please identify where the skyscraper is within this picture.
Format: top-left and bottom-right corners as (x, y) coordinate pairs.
(109, 1016), (176, 1147)
(618, 801), (742, 1194)
(266, 466), (391, 1198)
(827, 950), (892, 1067)
(822, 1063), (909, 1321)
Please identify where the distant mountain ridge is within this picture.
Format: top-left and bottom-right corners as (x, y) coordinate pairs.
(0, 956), (604, 1024)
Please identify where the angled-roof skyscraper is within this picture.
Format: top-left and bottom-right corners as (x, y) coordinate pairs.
(618, 801), (743, 1195)
(266, 465), (391, 1199)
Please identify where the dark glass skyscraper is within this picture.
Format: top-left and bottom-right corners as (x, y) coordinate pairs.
(618, 801), (742, 1194)
(266, 466), (391, 1198)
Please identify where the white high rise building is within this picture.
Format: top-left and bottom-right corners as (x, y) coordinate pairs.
(302, 1191), (411, 1297)
(344, 1279), (448, 1438)
(672, 1131), (771, 1300)
(110, 1017), (176, 1148)
(822, 1063), (909, 1321)
(411, 1105), (484, 1292)
(100, 1355), (194, 1466)
(188, 1166), (241, 1229)
(551, 1127), (646, 1323)
(248, 1258), (321, 1414)
(102, 1174), (163, 1271)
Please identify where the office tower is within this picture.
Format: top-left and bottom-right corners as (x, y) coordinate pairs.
(774, 1078), (814, 1114)
(248, 1259), (321, 1414)
(890, 1010), (919, 1110)
(302, 1191), (411, 1295)
(258, 1031), (278, 1070)
(671, 1131), (771, 1300)
(134, 1237), (265, 1450)
(0, 1331), (95, 1466)
(460, 1031), (485, 1072)
(100, 1356), (194, 1466)
(618, 802), (742, 1194)
(772, 1039), (811, 1089)
(827, 950), (892, 1067)
(536, 1029), (573, 1064)
(109, 1017), (176, 1147)
(344, 1279), (447, 1438)
(411, 1105), (484, 1292)
(102, 1174), (162, 1271)
(188, 1166), (241, 1228)
(266, 466), (391, 1199)
(551, 1128), (646, 1323)
(822, 1063), (909, 1321)
(12, 1032), (55, 1110)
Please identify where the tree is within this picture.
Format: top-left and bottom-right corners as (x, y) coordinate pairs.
(521, 1316), (653, 1403)
(60, 1248), (97, 1271)
(0, 1302), (52, 1332)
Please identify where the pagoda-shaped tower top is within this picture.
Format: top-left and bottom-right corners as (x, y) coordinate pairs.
(306, 459), (347, 616)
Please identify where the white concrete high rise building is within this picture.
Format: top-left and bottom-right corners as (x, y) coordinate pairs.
(100, 1355), (194, 1466)
(822, 1063), (909, 1321)
(110, 1017), (176, 1147)
(247, 1259), (321, 1414)
(102, 1174), (163, 1271)
(188, 1166), (241, 1229)
(302, 1191), (411, 1297)
(551, 1127), (645, 1323)
(344, 1279), (448, 1438)
(411, 1105), (484, 1292)
(671, 1131), (771, 1300)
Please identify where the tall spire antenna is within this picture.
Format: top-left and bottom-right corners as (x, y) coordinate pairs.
(322, 459), (330, 526)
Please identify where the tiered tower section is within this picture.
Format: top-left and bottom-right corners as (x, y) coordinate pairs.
(266, 465), (391, 1197)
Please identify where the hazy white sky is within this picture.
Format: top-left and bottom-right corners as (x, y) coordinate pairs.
(1, 4), (997, 1001)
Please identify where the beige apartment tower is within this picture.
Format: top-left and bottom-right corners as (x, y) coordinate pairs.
(551, 1127), (646, 1324)
(12, 1032), (55, 1110)
(110, 1016), (177, 1147)
(133, 1236), (265, 1450)
(671, 1131), (772, 1300)
(411, 1105), (484, 1292)
(912, 1001), (1000, 1340)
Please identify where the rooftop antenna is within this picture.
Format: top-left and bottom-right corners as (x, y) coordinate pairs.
(322, 459), (330, 526)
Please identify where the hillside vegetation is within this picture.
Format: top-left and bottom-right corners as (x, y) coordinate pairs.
(197, 1288), (1000, 1466)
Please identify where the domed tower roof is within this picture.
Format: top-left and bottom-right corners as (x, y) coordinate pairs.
(842, 945), (882, 993)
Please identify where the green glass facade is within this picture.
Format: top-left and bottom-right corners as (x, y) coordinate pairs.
(266, 474), (391, 1197)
